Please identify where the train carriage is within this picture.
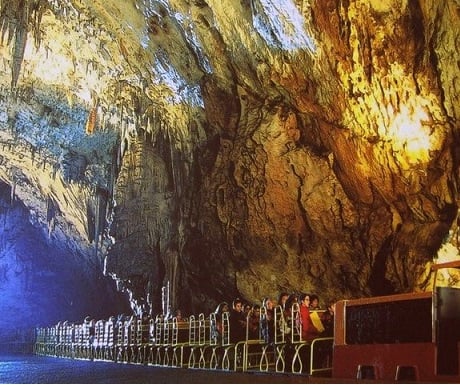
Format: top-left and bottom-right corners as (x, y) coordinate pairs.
(332, 260), (460, 382)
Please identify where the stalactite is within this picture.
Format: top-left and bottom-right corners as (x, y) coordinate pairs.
(108, 144), (119, 208)
(10, 181), (15, 205)
(46, 195), (56, 237)
(167, 126), (178, 196)
(30, 0), (48, 48)
(86, 200), (95, 243)
(85, 92), (99, 135)
(0, 0), (49, 89)
(95, 186), (108, 247)
(94, 189), (100, 249)
(10, 1), (29, 90)
(168, 251), (179, 314)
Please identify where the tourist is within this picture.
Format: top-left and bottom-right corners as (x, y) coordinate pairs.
(247, 304), (261, 340)
(212, 301), (229, 340)
(261, 297), (275, 343)
(229, 298), (246, 343)
(298, 293), (319, 342)
(309, 294), (320, 310)
(277, 292), (289, 310)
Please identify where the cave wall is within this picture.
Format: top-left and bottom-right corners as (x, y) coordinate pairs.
(0, 0), (459, 318)
(105, 0), (460, 315)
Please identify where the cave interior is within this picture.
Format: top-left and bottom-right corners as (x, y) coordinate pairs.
(0, 0), (459, 336)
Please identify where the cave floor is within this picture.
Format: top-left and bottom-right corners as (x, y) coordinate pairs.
(0, 353), (388, 384)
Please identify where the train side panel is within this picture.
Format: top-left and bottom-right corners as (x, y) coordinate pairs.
(332, 292), (460, 382)
(332, 342), (436, 381)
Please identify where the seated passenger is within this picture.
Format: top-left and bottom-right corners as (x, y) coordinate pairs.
(320, 302), (335, 337)
(260, 297), (275, 343)
(298, 293), (319, 342)
(309, 294), (326, 334)
(229, 298), (246, 343)
(247, 304), (261, 340)
(277, 292), (289, 311)
(283, 293), (298, 340)
(212, 302), (229, 341)
(309, 294), (320, 310)
(140, 312), (151, 343)
(243, 303), (252, 317)
(174, 308), (184, 322)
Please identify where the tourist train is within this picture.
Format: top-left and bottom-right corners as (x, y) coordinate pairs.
(33, 260), (460, 382)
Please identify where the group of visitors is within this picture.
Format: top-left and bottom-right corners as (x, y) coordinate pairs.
(49, 291), (335, 352)
(212, 292), (335, 344)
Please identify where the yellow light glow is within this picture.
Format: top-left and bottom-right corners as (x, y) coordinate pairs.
(385, 104), (431, 163)
(429, 241), (460, 289)
(20, 34), (102, 105)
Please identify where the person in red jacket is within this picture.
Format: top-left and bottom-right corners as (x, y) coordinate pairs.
(298, 293), (319, 342)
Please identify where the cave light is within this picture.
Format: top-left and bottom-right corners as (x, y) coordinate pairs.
(22, 38), (103, 105)
(23, 42), (73, 86)
(251, 0), (316, 52)
(381, 102), (433, 164)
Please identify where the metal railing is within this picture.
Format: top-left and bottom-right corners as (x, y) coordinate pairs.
(32, 310), (334, 376)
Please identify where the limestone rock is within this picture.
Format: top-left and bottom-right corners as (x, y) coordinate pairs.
(0, 0), (458, 317)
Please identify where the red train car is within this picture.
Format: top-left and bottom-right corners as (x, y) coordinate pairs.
(332, 260), (460, 382)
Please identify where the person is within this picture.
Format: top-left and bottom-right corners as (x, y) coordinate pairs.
(174, 308), (184, 321)
(277, 292), (289, 311)
(308, 294), (326, 335)
(282, 293), (298, 339)
(285, 293), (298, 312)
(261, 297), (275, 343)
(247, 304), (261, 340)
(229, 298), (246, 343)
(262, 297), (274, 315)
(298, 293), (319, 342)
(212, 302), (229, 340)
(215, 302), (229, 314)
(140, 312), (151, 343)
(276, 292), (290, 339)
(243, 303), (252, 317)
(310, 294), (320, 310)
(320, 302), (335, 337)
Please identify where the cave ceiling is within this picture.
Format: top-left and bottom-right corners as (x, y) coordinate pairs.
(0, 0), (459, 315)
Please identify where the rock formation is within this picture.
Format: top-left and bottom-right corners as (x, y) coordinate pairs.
(0, 0), (459, 318)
